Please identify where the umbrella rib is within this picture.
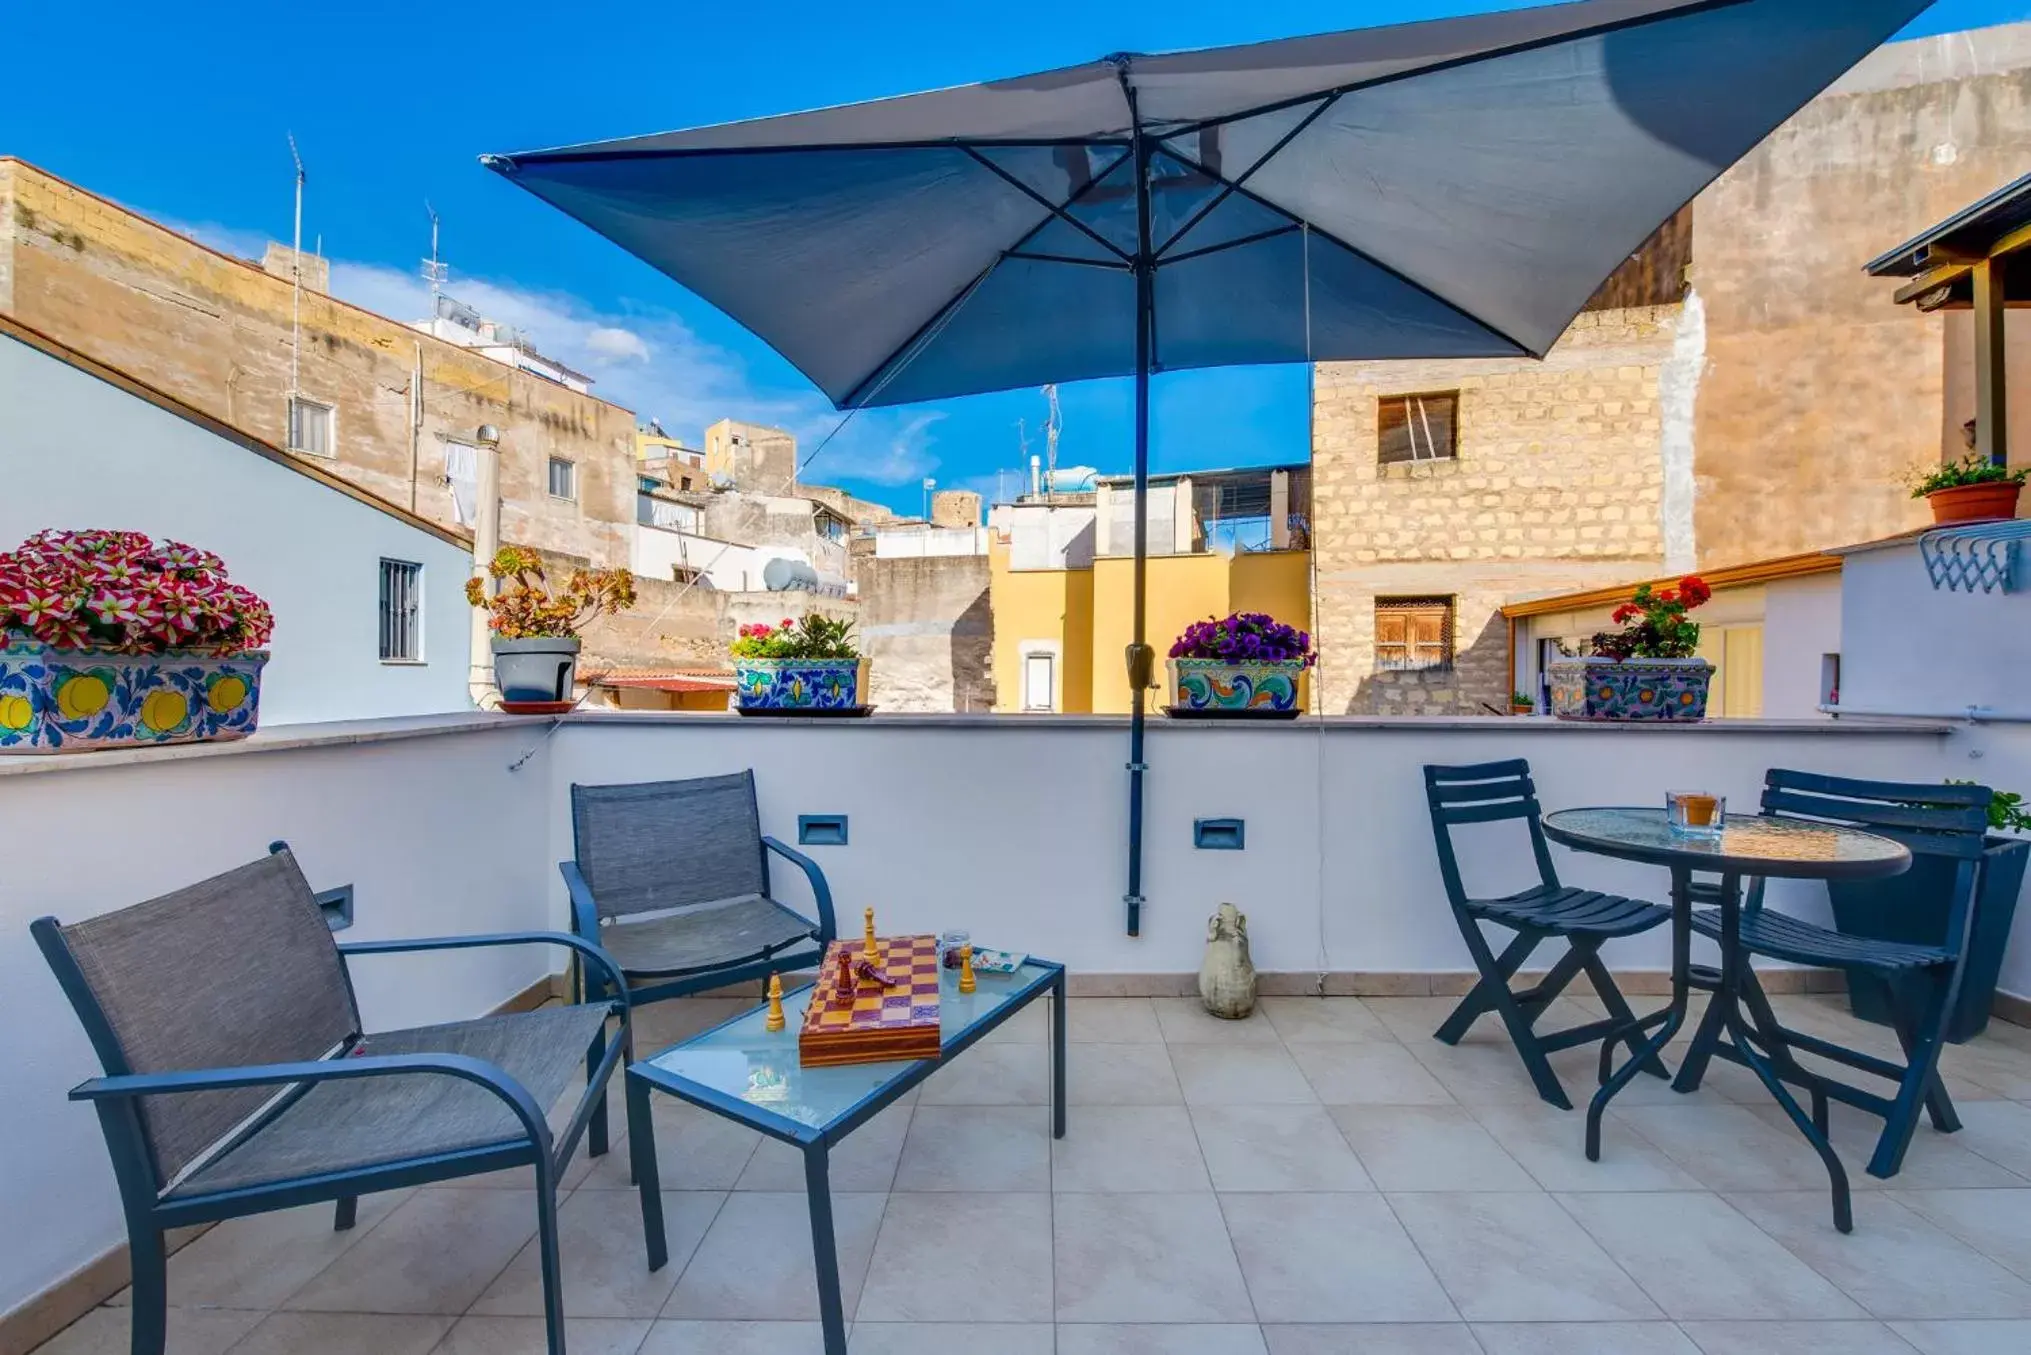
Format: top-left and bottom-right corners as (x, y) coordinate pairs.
(1160, 222), (1302, 267)
(1157, 0), (1748, 139)
(834, 257), (1002, 410)
(1007, 250), (1134, 271)
(1152, 94), (1337, 261)
(490, 136), (1132, 166)
(958, 146), (1134, 264)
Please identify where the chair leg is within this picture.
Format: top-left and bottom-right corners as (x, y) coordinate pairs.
(1580, 946), (1669, 1080)
(1436, 929), (1537, 1045)
(1454, 922), (1572, 1110)
(334, 1196), (358, 1231)
(1870, 973), (1959, 1180)
(127, 1229), (167, 1355)
(534, 1165), (567, 1355)
(1886, 974), (1962, 1135)
(587, 1020), (610, 1159)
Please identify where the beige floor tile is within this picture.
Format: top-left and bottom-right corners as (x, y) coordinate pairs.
(1054, 1324), (1268, 1355)
(849, 1322), (1055, 1354)
(1169, 1045), (1318, 1105)
(640, 1318), (825, 1353)
(980, 1001), (1050, 1045)
(1554, 1191), (1861, 1320)
(1741, 1104), (2027, 1191)
(1404, 1038), (1575, 1106)
(283, 1189), (538, 1315)
(155, 1193), (411, 1311)
(737, 1102), (913, 1192)
(1947, 1100), (2031, 1178)
(1067, 998), (1164, 1043)
(1471, 1322), (1700, 1353)
(579, 1100), (762, 1191)
(1153, 998), (1283, 1044)
(1054, 1193), (1254, 1323)
(894, 1106), (1050, 1191)
(1889, 1319), (2031, 1354)
(226, 1312), (453, 1355)
(1678, 1319), (1923, 1353)
(1467, 1102), (1701, 1191)
(631, 999), (753, 1050)
(1221, 1192), (1455, 1324)
(472, 1190), (721, 1318)
(1610, 1104), (1856, 1192)
(29, 1305), (263, 1355)
(662, 1191), (885, 1322)
(1327, 1106), (1536, 1191)
(1259, 997), (1393, 1043)
(859, 1192), (1053, 1323)
(918, 1043), (1051, 1105)
(1260, 1325), (1481, 1354)
(1286, 1043), (1454, 1106)
(433, 1315), (652, 1355)
(1190, 1104), (1373, 1192)
(1724, 1191), (2031, 1320)
(1892, 1188), (2031, 1281)
(1367, 997), (1603, 1046)
(1051, 1104), (1213, 1192)
(1386, 1191), (1661, 1322)
(1067, 1043), (1183, 1105)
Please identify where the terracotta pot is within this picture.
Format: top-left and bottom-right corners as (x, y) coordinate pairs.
(1925, 481), (2023, 525)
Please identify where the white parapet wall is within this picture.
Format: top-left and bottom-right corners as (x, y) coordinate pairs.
(0, 708), (1982, 1323)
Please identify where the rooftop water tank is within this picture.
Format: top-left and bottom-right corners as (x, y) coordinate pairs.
(763, 557), (820, 592)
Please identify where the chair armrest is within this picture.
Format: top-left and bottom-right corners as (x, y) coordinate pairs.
(764, 835), (837, 943)
(69, 1052), (552, 1152)
(557, 861), (602, 944)
(340, 930), (629, 1025)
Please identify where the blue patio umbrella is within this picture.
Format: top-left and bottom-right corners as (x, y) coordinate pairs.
(485, 0), (1929, 936)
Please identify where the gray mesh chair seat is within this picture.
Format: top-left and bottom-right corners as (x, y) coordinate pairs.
(174, 1004), (611, 1196)
(565, 771), (838, 1010)
(598, 895), (820, 978)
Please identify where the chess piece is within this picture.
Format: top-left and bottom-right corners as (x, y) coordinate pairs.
(836, 946), (855, 991)
(764, 972), (785, 1032)
(863, 905), (882, 966)
(958, 943), (976, 994)
(1199, 902), (1257, 1019)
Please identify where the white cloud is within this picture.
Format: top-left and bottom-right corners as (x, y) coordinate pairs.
(585, 326), (651, 363)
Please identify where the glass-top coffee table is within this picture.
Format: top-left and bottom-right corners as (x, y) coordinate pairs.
(624, 955), (1067, 1355)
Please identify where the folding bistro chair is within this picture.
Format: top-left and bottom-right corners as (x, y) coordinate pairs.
(562, 771), (835, 1081)
(34, 846), (629, 1355)
(1673, 770), (1990, 1179)
(1424, 760), (1672, 1109)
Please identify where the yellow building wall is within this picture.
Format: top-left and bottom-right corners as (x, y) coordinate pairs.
(1227, 550), (1316, 711)
(988, 543), (1096, 712)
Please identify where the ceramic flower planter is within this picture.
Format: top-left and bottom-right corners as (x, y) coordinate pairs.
(492, 636), (580, 706)
(1925, 481), (2023, 525)
(1547, 656), (1712, 722)
(734, 656), (868, 710)
(1165, 658), (1306, 716)
(0, 642), (269, 753)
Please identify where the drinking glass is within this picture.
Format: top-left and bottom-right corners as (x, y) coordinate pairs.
(1666, 790), (1725, 837)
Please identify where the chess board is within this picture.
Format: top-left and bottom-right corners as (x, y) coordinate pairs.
(798, 935), (944, 1068)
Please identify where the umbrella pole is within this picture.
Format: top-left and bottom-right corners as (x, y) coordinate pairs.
(1125, 116), (1154, 938)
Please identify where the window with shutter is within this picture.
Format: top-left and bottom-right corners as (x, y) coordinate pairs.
(1377, 392), (1459, 465)
(1375, 597), (1454, 672)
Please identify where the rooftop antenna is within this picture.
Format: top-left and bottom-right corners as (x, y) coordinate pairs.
(422, 201), (447, 308)
(1042, 383), (1062, 504)
(287, 133), (305, 401)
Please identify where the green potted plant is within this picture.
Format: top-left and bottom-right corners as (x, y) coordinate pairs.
(0, 529), (272, 753)
(1548, 575), (1713, 721)
(1910, 452), (2028, 526)
(730, 613), (867, 713)
(1834, 782), (2031, 1043)
(466, 545), (635, 712)
(1164, 612), (1315, 718)
(1511, 689), (1537, 716)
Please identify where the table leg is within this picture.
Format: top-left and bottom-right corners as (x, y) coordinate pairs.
(1588, 865), (1693, 1161)
(628, 1072), (668, 1271)
(804, 1143), (848, 1355)
(1052, 969), (1068, 1140)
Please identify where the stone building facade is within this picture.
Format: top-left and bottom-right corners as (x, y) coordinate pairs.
(859, 554), (995, 713)
(1308, 23), (2031, 716)
(0, 158), (637, 570)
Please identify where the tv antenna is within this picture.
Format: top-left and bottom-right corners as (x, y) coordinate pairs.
(422, 202), (448, 305)
(1042, 383), (1062, 503)
(287, 133), (305, 399)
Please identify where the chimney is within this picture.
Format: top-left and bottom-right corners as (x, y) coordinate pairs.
(262, 241), (328, 295)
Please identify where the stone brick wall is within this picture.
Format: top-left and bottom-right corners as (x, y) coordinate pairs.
(0, 159), (637, 571)
(858, 554), (995, 713)
(1311, 306), (1681, 714)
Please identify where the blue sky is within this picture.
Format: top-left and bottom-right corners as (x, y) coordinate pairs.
(8, 1), (2025, 512)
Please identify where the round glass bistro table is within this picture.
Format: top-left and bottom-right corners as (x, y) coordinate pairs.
(1540, 807), (1910, 1233)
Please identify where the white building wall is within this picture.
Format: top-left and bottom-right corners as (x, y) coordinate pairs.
(0, 335), (474, 723)
(1761, 572), (1843, 718)
(631, 524), (766, 590)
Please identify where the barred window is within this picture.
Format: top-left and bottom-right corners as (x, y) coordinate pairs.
(1375, 596), (1453, 672)
(379, 559), (423, 662)
(1377, 392), (1458, 465)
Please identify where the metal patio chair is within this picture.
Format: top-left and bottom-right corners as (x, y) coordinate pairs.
(1424, 759), (1672, 1109)
(562, 769), (835, 1027)
(1673, 770), (1990, 1179)
(33, 846), (630, 1355)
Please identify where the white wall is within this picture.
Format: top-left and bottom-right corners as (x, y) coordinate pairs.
(632, 524), (763, 590)
(0, 335), (474, 724)
(0, 720), (552, 1323)
(1761, 572), (1842, 718)
(872, 527), (989, 558)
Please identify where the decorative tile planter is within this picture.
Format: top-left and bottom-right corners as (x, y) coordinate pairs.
(734, 657), (868, 711)
(1547, 656), (1712, 722)
(0, 642), (269, 753)
(1165, 658), (1306, 716)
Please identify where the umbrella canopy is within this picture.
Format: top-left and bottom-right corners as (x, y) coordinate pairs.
(486, 0), (1929, 939)
(485, 0), (1927, 411)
